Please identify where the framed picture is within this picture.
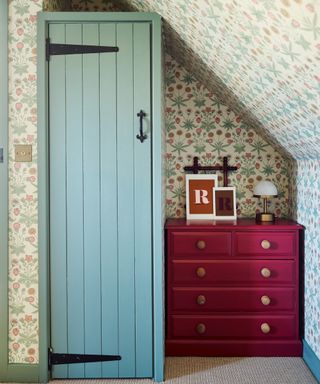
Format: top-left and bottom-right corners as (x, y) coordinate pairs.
(186, 174), (218, 220)
(213, 187), (236, 220)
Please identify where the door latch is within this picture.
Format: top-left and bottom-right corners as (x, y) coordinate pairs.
(136, 110), (147, 143)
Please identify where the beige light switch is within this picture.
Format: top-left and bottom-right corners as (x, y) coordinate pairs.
(15, 144), (32, 162)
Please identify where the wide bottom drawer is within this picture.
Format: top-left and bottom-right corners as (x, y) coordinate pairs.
(168, 315), (298, 340)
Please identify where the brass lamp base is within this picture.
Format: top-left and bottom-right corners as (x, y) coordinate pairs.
(256, 212), (275, 222)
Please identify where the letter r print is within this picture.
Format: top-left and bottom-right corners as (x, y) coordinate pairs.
(194, 189), (209, 204)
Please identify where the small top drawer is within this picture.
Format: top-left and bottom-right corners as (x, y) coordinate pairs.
(170, 231), (231, 258)
(235, 232), (296, 258)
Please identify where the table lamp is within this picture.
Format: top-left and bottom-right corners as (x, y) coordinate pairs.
(253, 180), (278, 222)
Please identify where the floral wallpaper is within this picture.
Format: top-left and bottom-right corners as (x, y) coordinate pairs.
(8, 0), (41, 364)
(291, 159), (320, 358)
(164, 56), (289, 218)
(5, 0), (320, 366)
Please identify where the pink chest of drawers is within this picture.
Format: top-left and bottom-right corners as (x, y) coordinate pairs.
(165, 218), (303, 356)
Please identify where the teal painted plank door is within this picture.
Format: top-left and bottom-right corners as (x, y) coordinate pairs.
(49, 22), (152, 379)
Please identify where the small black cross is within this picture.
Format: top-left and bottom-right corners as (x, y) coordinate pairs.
(184, 156), (238, 187)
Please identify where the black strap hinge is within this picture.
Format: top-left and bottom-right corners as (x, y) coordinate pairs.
(48, 348), (121, 369)
(46, 38), (119, 61)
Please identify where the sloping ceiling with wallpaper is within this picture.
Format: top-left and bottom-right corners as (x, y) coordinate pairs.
(74, 0), (320, 159)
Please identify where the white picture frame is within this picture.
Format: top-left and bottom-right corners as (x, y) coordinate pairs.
(212, 186), (237, 220)
(186, 174), (218, 220)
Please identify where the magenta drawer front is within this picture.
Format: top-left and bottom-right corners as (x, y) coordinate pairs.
(170, 231), (231, 257)
(171, 260), (295, 285)
(234, 232), (295, 258)
(170, 287), (296, 312)
(169, 315), (297, 340)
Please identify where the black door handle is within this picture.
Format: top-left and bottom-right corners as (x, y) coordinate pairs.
(136, 110), (147, 143)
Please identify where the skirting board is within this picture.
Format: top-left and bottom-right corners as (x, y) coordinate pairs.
(303, 339), (320, 383)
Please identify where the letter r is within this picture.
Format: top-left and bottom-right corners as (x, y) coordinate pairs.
(194, 189), (209, 204)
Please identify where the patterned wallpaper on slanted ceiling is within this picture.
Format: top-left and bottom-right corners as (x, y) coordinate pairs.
(120, 0), (320, 159)
(164, 55), (290, 219)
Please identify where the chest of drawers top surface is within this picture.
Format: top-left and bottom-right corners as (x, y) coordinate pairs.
(165, 218), (303, 230)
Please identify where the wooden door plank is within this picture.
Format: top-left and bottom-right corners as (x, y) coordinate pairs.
(99, 23), (119, 379)
(116, 23), (136, 377)
(82, 23), (102, 379)
(49, 23), (68, 379)
(65, 23), (85, 379)
(133, 23), (153, 377)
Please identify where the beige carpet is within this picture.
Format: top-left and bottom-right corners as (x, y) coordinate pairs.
(49, 357), (318, 384)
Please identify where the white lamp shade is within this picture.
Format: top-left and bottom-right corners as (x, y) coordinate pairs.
(253, 180), (278, 197)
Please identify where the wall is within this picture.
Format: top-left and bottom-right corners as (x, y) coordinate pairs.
(8, 0), (42, 364)
(7, 0), (65, 365)
(163, 56), (290, 218)
(292, 159), (320, 357)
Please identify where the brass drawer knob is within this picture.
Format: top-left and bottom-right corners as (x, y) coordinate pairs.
(260, 267), (271, 278)
(260, 322), (271, 334)
(261, 240), (271, 249)
(196, 295), (206, 305)
(196, 240), (206, 250)
(196, 323), (206, 334)
(261, 295), (271, 306)
(196, 267), (206, 278)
